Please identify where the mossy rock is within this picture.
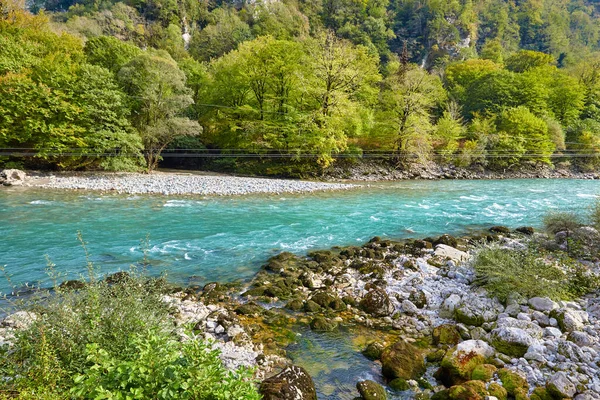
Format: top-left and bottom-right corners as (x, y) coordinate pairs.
(264, 252), (303, 273)
(433, 324), (462, 346)
(356, 380), (387, 400)
(426, 349), (446, 362)
(381, 340), (426, 380)
(431, 390), (451, 400)
(243, 286), (266, 297)
(462, 380), (487, 397)
(285, 299), (304, 311)
(304, 300), (322, 312)
(497, 369), (528, 396)
(530, 387), (553, 400)
(310, 291), (338, 309)
(434, 234), (458, 248)
(487, 383), (507, 400)
(417, 378), (434, 390)
(514, 388), (529, 400)
(410, 290), (428, 308)
(310, 316), (338, 332)
(454, 307), (485, 327)
(264, 285), (291, 299)
(447, 384), (483, 400)
(470, 364), (497, 382)
(363, 341), (386, 360)
(440, 346), (487, 383)
(235, 302), (264, 316)
(389, 378), (410, 391)
(489, 226), (511, 234)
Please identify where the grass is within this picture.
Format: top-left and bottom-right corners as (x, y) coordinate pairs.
(472, 244), (600, 302)
(0, 235), (260, 400)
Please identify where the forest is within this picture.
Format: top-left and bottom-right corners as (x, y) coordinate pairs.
(1, 0), (600, 172)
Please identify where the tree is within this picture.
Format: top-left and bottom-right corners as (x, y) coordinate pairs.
(189, 8), (252, 62)
(84, 35), (141, 73)
(496, 106), (554, 165)
(118, 52), (201, 171)
(375, 62), (445, 162)
(505, 50), (554, 72)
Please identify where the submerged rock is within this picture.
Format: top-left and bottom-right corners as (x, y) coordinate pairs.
(259, 365), (318, 400)
(357, 380), (387, 400)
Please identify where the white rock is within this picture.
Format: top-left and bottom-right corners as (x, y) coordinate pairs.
(547, 371), (577, 398)
(434, 245), (468, 262)
(528, 297), (559, 312)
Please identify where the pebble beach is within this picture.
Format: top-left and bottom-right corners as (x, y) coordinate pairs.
(26, 172), (357, 196)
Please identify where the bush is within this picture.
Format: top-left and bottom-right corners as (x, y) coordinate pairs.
(0, 242), (260, 399)
(472, 246), (570, 302)
(543, 211), (583, 234)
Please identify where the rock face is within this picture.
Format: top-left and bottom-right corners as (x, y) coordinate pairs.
(356, 380), (387, 400)
(381, 340), (426, 380)
(359, 288), (395, 317)
(0, 169), (26, 186)
(260, 366), (318, 400)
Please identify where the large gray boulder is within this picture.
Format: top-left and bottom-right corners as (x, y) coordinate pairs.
(455, 295), (504, 326)
(553, 308), (589, 332)
(259, 366), (317, 400)
(434, 244), (468, 262)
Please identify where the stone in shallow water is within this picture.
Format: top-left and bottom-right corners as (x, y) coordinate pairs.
(356, 380), (387, 400)
(381, 340), (426, 380)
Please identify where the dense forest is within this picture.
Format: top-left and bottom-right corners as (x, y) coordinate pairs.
(2, 0), (600, 172)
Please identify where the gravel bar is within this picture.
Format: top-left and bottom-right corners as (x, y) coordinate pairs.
(32, 173), (358, 196)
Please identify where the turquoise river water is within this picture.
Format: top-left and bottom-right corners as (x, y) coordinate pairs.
(0, 178), (599, 398)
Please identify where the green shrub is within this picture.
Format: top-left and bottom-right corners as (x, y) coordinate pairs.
(71, 331), (260, 400)
(472, 246), (570, 302)
(543, 211), (582, 235)
(0, 242), (260, 399)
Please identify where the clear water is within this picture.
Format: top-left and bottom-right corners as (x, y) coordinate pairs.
(1, 179), (598, 294)
(1, 178), (599, 398)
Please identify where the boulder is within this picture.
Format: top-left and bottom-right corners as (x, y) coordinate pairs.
(528, 297), (558, 313)
(381, 340), (426, 380)
(553, 309), (589, 332)
(359, 288), (395, 317)
(455, 296), (503, 327)
(515, 227), (535, 235)
(567, 331), (595, 347)
(489, 327), (537, 358)
(497, 369), (528, 397)
(309, 317), (337, 332)
(0, 169), (26, 186)
(409, 290), (428, 308)
(260, 366), (317, 400)
(363, 341), (386, 360)
(356, 380), (387, 400)
(432, 324), (462, 346)
(546, 372), (576, 399)
(489, 226), (511, 234)
(496, 317), (544, 338)
(434, 234), (458, 248)
(434, 245), (468, 263)
(438, 340), (494, 384)
(470, 364), (497, 381)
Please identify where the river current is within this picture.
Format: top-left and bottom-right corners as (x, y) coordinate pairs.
(1, 178), (599, 398)
(1, 179), (598, 294)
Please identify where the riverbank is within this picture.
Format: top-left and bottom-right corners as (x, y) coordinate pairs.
(18, 171), (357, 196)
(325, 160), (600, 181)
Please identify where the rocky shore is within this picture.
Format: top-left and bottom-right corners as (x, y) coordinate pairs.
(325, 160), (600, 181)
(16, 170), (357, 196)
